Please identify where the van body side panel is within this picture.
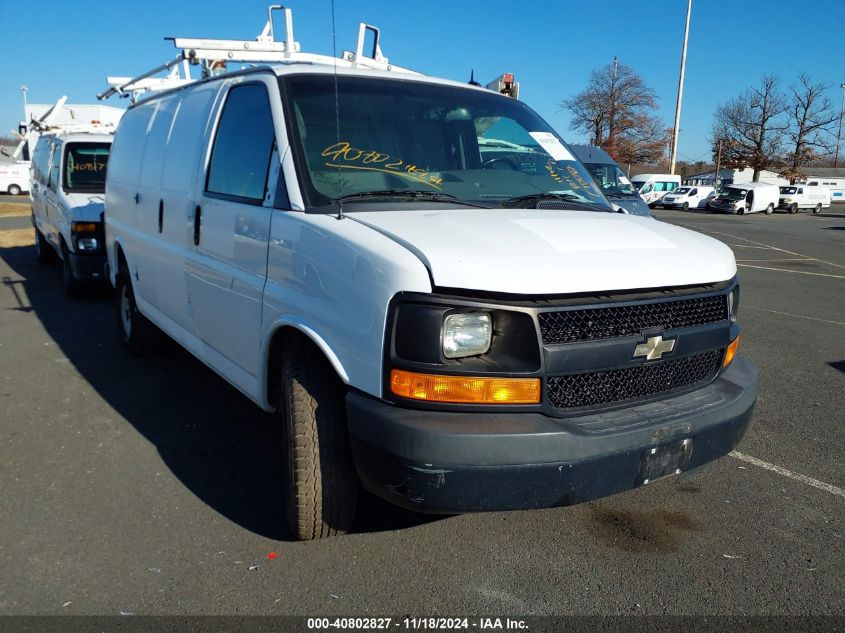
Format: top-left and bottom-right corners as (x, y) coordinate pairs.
(261, 211), (432, 403)
(105, 103), (156, 281)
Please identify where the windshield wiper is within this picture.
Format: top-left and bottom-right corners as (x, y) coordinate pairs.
(500, 192), (606, 209)
(604, 191), (639, 199)
(336, 190), (490, 208)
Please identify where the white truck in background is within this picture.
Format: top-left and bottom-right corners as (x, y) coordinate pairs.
(777, 185), (830, 214)
(630, 173), (681, 208)
(708, 182), (780, 215)
(0, 163), (29, 195)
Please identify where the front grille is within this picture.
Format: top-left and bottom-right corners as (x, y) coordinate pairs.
(546, 350), (723, 410)
(538, 294), (727, 345)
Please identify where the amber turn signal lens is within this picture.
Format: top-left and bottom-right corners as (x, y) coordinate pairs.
(723, 335), (740, 368)
(72, 222), (98, 234)
(390, 369), (541, 404)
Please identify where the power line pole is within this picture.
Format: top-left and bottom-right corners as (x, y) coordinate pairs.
(714, 139), (723, 190)
(835, 83), (845, 168)
(669, 0), (692, 175)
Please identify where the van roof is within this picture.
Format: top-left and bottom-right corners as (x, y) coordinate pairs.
(38, 131), (114, 144)
(126, 63), (508, 109)
(631, 173), (680, 180)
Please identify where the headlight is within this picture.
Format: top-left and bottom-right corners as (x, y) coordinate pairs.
(727, 287), (739, 322)
(442, 313), (492, 359)
(76, 237), (99, 251)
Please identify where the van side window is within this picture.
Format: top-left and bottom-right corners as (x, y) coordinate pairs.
(797, 188), (803, 194)
(47, 144), (62, 190)
(690, 188), (698, 196)
(206, 83), (275, 203)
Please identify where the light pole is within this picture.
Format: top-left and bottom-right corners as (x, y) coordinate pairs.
(20, 85), (28, 115)
(834, 83), (845, 169)
(669, 0), (692, 175)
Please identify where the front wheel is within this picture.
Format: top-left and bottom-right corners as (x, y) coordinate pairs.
(790, 204), (798, 214)
(765, 204), (774, 215)
(737, 208), (745, 215)
(35, 228), (55, 264)
(115, 268), (158, 356)
(813, 203), (822, 214)
(281, 336), (358, 540)
(61, 242), (81, 298)
(682, 202), (689, 211)
(8, 184), (22, 196)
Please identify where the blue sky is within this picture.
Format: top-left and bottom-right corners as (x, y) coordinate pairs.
(2, 0), (843, 163)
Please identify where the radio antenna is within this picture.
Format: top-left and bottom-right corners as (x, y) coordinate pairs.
(331, 0), (344, 220)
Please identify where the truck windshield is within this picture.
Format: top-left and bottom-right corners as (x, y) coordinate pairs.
(282, 75), (612, 212)
(63, 143), (110, 194)
(583, 163), (638, 198)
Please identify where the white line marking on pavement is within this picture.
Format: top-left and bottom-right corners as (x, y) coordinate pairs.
(680, 225), (845, 269)
(737, 264), (845, 279)
(736, 258), (812, 262)
(744, 306), (845, 326)
(730, 451), (845, 499)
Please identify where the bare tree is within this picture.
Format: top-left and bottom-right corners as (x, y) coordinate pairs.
(711, 75), (788, 181)
(562, 58), (664, 164)
(780, 74), (838, 183)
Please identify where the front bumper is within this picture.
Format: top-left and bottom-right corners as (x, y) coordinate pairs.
(347, 357), (757, 513)
(67, 251), (107, 282)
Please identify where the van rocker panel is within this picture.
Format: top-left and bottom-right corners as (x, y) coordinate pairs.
(347, 357), (757, 513)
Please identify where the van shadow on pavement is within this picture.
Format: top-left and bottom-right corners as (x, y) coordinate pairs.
(1, 244), (439, 541)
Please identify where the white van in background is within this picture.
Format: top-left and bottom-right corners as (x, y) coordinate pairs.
(0, 163), (30, 195)
(630, 173), (681, 208)
(777, 185), (830, 214)
(30, 132), (113, 296)
(708, 182), (780, 215)
(661, 186), (714, 210)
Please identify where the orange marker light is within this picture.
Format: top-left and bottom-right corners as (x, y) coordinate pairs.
(390, 369), (540, 404)
(723, 335), (740, 368)
(72, 222), (98, 234)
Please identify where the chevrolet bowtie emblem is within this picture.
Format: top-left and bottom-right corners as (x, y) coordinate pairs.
(634, 335), (676, 361)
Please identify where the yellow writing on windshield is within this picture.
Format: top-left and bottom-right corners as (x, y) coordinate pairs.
(71, 162), (107, 173)
(544, 159), (601, 199)
(321, 142), (444, 188)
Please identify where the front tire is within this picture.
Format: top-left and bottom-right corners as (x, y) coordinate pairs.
(281, 336), (358, 540)
(813, 203), (822, 214)
(682, 202), (689, 211)
(8, 184), (22, 196)
(61, 241), (81, 298)
(35, 228), (55, 264)
(115, 268), (157, 356)
(765, 204), (774, 215)
(790, 204), (798, 214)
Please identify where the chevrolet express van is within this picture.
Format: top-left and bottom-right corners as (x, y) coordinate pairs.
(30, 132), (112, 296)
(105, 61), (757, 540)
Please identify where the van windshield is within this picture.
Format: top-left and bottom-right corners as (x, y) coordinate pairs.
(582, 163), (638, 198)
(780, 186), (797, 194)
(282, 75), (612, 212)
(63, 143), (110, 193)
(723, 188), (748, 200)
(674, 187), (691, 195)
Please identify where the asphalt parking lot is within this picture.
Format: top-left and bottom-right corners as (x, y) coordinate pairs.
(0, 204), (842, 619)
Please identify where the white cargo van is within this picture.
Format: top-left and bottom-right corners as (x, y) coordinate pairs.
(630, 173), (681, 207)
(30, 132), (112, 295)
(708, 182), (780, 215)
(0, 163), (30, 195)
(661, 186), (714, 210)
(777, 185), (830, 214)
(104, 9), (757, 540)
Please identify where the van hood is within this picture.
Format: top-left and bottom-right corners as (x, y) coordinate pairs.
(64, 193), (105, 222)
(349, 209), (736, 295)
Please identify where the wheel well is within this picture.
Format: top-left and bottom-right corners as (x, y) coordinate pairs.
(266, 326), (340, 409)
(114, 244), (128, 273)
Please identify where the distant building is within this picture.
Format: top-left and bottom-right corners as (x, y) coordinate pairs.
(684, 167), (845, 201)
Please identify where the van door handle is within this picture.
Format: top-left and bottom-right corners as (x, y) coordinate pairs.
(193, 205), (202, 246)
(158, 200), (164, 233)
